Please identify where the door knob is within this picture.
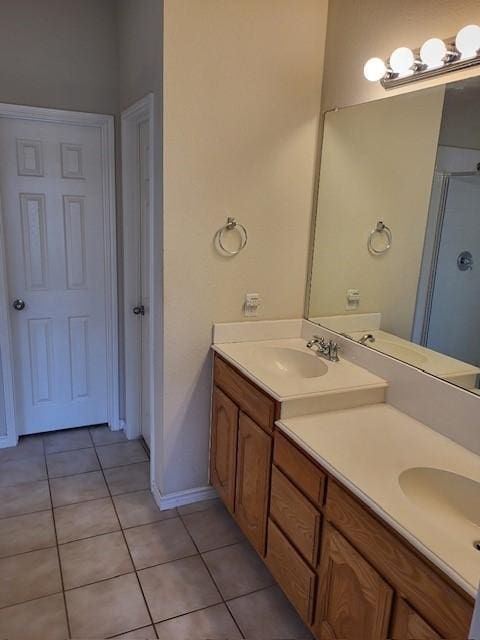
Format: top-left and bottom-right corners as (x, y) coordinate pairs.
(133, 305), (145, 316)
(12, 299), (26, 311)
(457, 250), (473, 271)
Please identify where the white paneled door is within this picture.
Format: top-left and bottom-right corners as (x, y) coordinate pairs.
(0, 114), (115, 435)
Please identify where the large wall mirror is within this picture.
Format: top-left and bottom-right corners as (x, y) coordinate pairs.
(308, 77), (480, 395)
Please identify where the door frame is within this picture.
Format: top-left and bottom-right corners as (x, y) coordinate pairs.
(0, 195), (18, 447)
(121, 94), (155, 443)
(0, 102), (119, 444)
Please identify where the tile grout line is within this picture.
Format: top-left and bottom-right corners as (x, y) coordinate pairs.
(3, 430), (282, 638)
(0, 433), (147, 614)
(0, 539), (58, 562)
(176, 509), (246, 639)
(45, 431), (74, 640)
(90, 438), (161, 640)
(137, 599), (249, 635)
(0, 504), (54, 522)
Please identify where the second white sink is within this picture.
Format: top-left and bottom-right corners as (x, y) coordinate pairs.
(399, 467), (480, 530)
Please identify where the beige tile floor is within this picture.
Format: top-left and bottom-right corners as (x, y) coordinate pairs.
(0, 426), (312, 640)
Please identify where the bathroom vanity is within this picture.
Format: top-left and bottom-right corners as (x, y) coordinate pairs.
(209, 329), (477, 639)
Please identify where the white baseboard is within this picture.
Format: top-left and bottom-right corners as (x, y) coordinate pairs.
(151, 481), (217, 511)
(116, 420), (126, 433)
(0, 433), (18, 449)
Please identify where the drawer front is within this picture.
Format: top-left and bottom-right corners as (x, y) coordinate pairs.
(326, 481), (473, 639)
(273, 431), (325, 506)
(214, 355), (276, 432)
(270, 465), (321, 566)
(266, 518), (316, 624)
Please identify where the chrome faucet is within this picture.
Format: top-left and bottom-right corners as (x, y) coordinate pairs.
(359, 333), (375, 345)
(306, 335), (340, 362)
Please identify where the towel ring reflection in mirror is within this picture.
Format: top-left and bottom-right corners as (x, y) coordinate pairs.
(368, 220), (392, 255)
(216, 217), (248, 256)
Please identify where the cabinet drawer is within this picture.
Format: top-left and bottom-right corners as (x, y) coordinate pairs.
(273, 431), (325, 506)
(270, 466), (321, 566)
(265, 518), (316, 624)
(214, 355), (276, 432)
(326, 481), (473, 639)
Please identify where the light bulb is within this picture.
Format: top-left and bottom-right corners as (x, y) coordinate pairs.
(389, 47), (414, 75)
(420, 38), (447, 68)
(456, 24), (480, 58)
(363, 57), (387, 82)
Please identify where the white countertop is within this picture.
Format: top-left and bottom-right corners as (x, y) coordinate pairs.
(212, 338), (387, 401)
(277, 404), (480, 598)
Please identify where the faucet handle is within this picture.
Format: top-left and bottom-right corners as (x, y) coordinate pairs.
(328, 340), (340, 362)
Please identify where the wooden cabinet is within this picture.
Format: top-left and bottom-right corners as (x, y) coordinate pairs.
(392, 599), (441, 640)
(210, 355), (277, 555)
(210, 357), (474, 640)
(313, 523), (393, 640)
(268, 432), (473, 640)
(210, 386), (238, 512)
(235, 412), (272, 554)
(325, 481), (473, 639)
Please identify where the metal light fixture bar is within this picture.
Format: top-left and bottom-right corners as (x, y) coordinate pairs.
(382, 36), (479, 89)
(364, 24), (480, 89)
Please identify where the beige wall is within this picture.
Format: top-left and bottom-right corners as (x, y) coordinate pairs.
(0, 0), (118, 114)
(117, 0), (163, 112)
(321, 0), (480, 112)
(309, 87), (445, 338)
(163, 0), (328, 494)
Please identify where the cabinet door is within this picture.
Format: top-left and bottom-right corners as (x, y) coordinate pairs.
(235, 412), (272, 555)
(313, 523), (393, 640)
(210, 386), (238, 512)
(392, 599), (441, 640)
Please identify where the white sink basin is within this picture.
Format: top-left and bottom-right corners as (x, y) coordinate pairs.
(399, 467), (480, 529)
(374, 340), (428, 367)
(253, 346), (328, 379)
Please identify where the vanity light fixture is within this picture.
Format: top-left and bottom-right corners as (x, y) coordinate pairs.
(364, 24), (480, 88)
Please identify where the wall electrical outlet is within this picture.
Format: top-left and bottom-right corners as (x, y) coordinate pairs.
(346, 288), (360, 310)
(244, 293), (261, 317)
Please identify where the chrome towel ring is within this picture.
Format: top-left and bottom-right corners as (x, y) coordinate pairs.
(368, 220), (392, 255)
(216, 217), (248, 256)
